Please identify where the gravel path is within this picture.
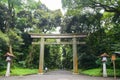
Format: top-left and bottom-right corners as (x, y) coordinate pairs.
(0, 70), (119, 80)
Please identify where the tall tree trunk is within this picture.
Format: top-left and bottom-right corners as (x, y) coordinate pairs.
(9, 44), (13, 54)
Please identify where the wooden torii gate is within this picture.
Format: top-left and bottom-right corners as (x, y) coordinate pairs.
(30, 33), (87, 74)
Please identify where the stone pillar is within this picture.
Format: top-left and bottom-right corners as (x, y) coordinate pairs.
(100, 53), (109, 77)
(103, 62), (107, 77)
(5, 52), (14, 77)
(39, 37), (44, 74)
(73, 37), (78, 74)
(5, 61), (11, 76)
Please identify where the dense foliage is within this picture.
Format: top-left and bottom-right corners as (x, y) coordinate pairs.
(0, 0), (120, 72)
(0, 0), (62, 70)
(61, 0), (120, 69)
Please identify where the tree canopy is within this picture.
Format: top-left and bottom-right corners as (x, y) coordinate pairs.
(0, 0), (120, 71)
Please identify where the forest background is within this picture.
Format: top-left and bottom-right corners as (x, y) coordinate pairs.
(0, 0), (120, 75)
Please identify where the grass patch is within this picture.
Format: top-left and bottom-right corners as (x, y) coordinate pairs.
(0, 68), (38, 76)
(80, 68), (120, 77)
(80, 68), (102, 76)
(0, 70), (6, 76)
(107, 69), (120, 77)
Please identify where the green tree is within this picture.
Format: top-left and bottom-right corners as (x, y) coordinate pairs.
(61, 0), (120, 69)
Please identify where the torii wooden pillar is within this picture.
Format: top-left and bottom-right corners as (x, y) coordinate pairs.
(73, 37), (78, 74)
(30, 33), (86, 74)
(39, 37), (44, 74)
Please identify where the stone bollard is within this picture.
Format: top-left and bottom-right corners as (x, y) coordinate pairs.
(4, 52), (15, 77)
(100, 53), (109, 77)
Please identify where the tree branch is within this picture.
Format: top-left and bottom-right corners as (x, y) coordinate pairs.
(92, 1), (119, 13)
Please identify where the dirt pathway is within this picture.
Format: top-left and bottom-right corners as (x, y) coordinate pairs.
(0, 70), (119, 80)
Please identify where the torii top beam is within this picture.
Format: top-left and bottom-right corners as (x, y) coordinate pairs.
(29, 33), (87, 39)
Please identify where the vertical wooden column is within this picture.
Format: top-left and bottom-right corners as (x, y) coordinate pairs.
(39, 37), (44, 74)
(73, 37), (78, 74)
